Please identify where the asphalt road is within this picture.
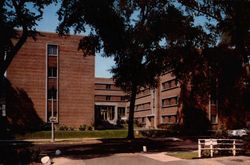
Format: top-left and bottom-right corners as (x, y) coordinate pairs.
(52, 153), (250, 165)
(1, 137), (249, 164)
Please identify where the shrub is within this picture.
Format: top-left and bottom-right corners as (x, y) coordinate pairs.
(68, 127), (75, 131)
(87, 126), (94, 131)
(79, 124), (94, 131)
(134, 120), (145, 128)
(58, 124), (69, 131)
(79, 124), (87, 131)
(95, 120), (123, 130)
(242, 135), (250, 155)
(40, 123), (51, 131)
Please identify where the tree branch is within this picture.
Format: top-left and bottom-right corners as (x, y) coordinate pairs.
(178, 0), (222, 22)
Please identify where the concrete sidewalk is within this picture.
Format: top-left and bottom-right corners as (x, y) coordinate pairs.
(51, 153), (250, 165)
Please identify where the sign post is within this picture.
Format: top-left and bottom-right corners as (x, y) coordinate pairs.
(50, 97), (55, 142)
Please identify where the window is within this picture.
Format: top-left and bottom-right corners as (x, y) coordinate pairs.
(107, 106), (115, 120)
(48, 87), (57, 99)
(162, 79), (178, 90)
(48, 67), (57, 78)
(106, 96), (111, 101)
(162, 97), (178, 107)
(211, 94), (217, 105)
(211, 115), (217, 124)
(47, 44), (58, 56)
(175, 79), (178, 86)
(172, 97), (178, 105)
(141, 117), (145, 124)
(121, 96), (126, 101)
(118, 107), (125, 117)
(162, 99), (169, 107)
(162, 115), (177, 123)
(168, 116), (171, 123)
(106, 84), (111, 90)
(135, 102), (150, 111)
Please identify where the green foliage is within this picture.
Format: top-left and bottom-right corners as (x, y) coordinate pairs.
(57, 0), (209, 139)
(0, 0), (56, 76)
(16, 130), (129, 139)
(175, 0), (250, 128)
(166, 151), (198, 159)
(57, 124), (75, 131)
(95, 120), (124, 130)
(79, 124), (87, 131)
(79, 124), (94, 131)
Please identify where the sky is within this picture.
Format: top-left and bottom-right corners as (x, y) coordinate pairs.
(36, 3), (114, 78)
(36, 3), (210, 78)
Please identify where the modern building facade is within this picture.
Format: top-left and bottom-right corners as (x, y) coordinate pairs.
(94, 78), (127, 125)
(6, 32), (95, 128)
(133, 71), (219, 129)
(133, 72), (182, 128)
(3, 31), (249, 130)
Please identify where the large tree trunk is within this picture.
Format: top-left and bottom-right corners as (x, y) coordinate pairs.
(0, 74), (7, 139)
(127, 83), (137, 139)
(0, 29), (28, 77)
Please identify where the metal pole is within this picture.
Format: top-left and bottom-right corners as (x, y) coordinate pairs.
(51, 97), (55, 142)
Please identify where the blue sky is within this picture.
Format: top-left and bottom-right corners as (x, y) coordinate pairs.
(36, 3), (210, 78)
(36, 3), (114, 78)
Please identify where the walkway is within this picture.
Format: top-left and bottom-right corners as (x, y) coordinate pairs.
(52, 153), (250, 165)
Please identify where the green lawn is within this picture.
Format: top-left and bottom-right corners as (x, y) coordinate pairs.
(166, 151), (198, 159)
(16, 130), (131, 139)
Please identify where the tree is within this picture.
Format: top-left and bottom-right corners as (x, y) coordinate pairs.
(175, 0), (250, 128)
(58, 0), (209, 138)
(0, 0), (56, 138)
(0, 0), (56, 77)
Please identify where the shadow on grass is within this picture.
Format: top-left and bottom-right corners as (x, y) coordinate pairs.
(0, 141), (41, 164)
(37, 138), (197, 160)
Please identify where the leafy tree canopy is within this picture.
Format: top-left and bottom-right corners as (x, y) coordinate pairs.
(58, 0), (212, 138)
(0, 0), (56, 77)
(174, 0), (250, 128)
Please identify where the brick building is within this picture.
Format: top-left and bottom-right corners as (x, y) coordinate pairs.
(132, 72), (182, 128)
(3, 31), (248, 130)
(133, 71), (219, 129)
(94, 72), (219, 129)
(6, 32), (95, 128)
(94, 78), (127, 125)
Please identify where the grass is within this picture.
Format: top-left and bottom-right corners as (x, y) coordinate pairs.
(16, 129), (131, 139)
(166, 151), (198, 159)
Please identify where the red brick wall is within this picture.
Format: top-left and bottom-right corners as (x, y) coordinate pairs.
(7, 32), (95, 128)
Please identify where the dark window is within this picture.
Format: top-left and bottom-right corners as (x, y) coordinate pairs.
(162, 79), (178, 90)
(142, 117), (145, 123)
(121, 96), (126, 101)
(211, 95), (216, 105)
(162, 97), (178, 107)
(106, 96), (111, 101)
(48, 67), (57, 77)
(211, 115), (217, 124)
(118, 107), (125, 117)
(175, 79), (178, 86)
(47, 44), (58, 56)
(48, 87), (57, 99)
(106, 84), (111, 90)
(172, 97), (178, 105)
